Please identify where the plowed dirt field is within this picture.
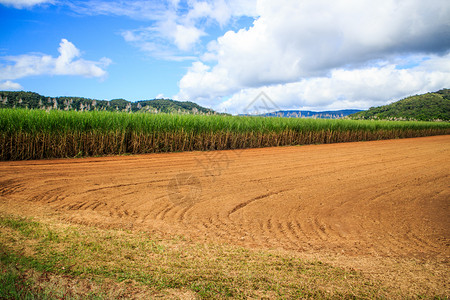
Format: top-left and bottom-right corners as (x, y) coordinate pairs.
(2, 135), (449, 295)
(1, 136), (449, 259)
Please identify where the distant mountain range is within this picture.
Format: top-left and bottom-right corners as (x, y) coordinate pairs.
(0, 91), (216, 115)
(249, 109), (362, 119)
(350, 89), (450, 121)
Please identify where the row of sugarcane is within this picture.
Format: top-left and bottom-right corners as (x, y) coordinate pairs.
(1, 108), (449, 160)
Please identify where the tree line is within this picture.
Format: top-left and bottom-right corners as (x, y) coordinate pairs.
(0, 91), (217, 115)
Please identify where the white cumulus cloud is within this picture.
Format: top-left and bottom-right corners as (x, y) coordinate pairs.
(0, 80), (22, 90)
(177, 0), (450, 112)
(0, 39), (111, 81)
(217, 54), (450, 114)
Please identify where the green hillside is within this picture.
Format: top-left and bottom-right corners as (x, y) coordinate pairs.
(0, 91), (216, 115)
(350, 89), (450, 121)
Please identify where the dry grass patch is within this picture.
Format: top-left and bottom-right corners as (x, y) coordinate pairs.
(0, 213), (437, 299)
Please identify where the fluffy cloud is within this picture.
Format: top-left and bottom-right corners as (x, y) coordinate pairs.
(121, 22), (205, 60)
(0, 39), (111, 81)
(177, 0), (450, 112)
(217, 54), (450, 114)
(0, 80), (22, 90)
(76, 0), (257, 58)
(0, 0), (53, 9)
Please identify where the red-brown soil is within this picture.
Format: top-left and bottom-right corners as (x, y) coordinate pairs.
(1, 136), (449, 260)
(0, 135), (450, 295)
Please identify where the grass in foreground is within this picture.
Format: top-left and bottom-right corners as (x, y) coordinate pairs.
(0, 214), (400, 299)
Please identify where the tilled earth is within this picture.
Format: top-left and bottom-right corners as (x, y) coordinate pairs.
(1, 135), (449, 295)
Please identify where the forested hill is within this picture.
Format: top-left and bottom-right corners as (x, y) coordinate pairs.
(350, 89), (450, 121)
(0, 91), (216, 114)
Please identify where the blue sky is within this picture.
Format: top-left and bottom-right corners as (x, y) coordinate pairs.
(0, 1), (200, 100)
(1, 0), (449, 114)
